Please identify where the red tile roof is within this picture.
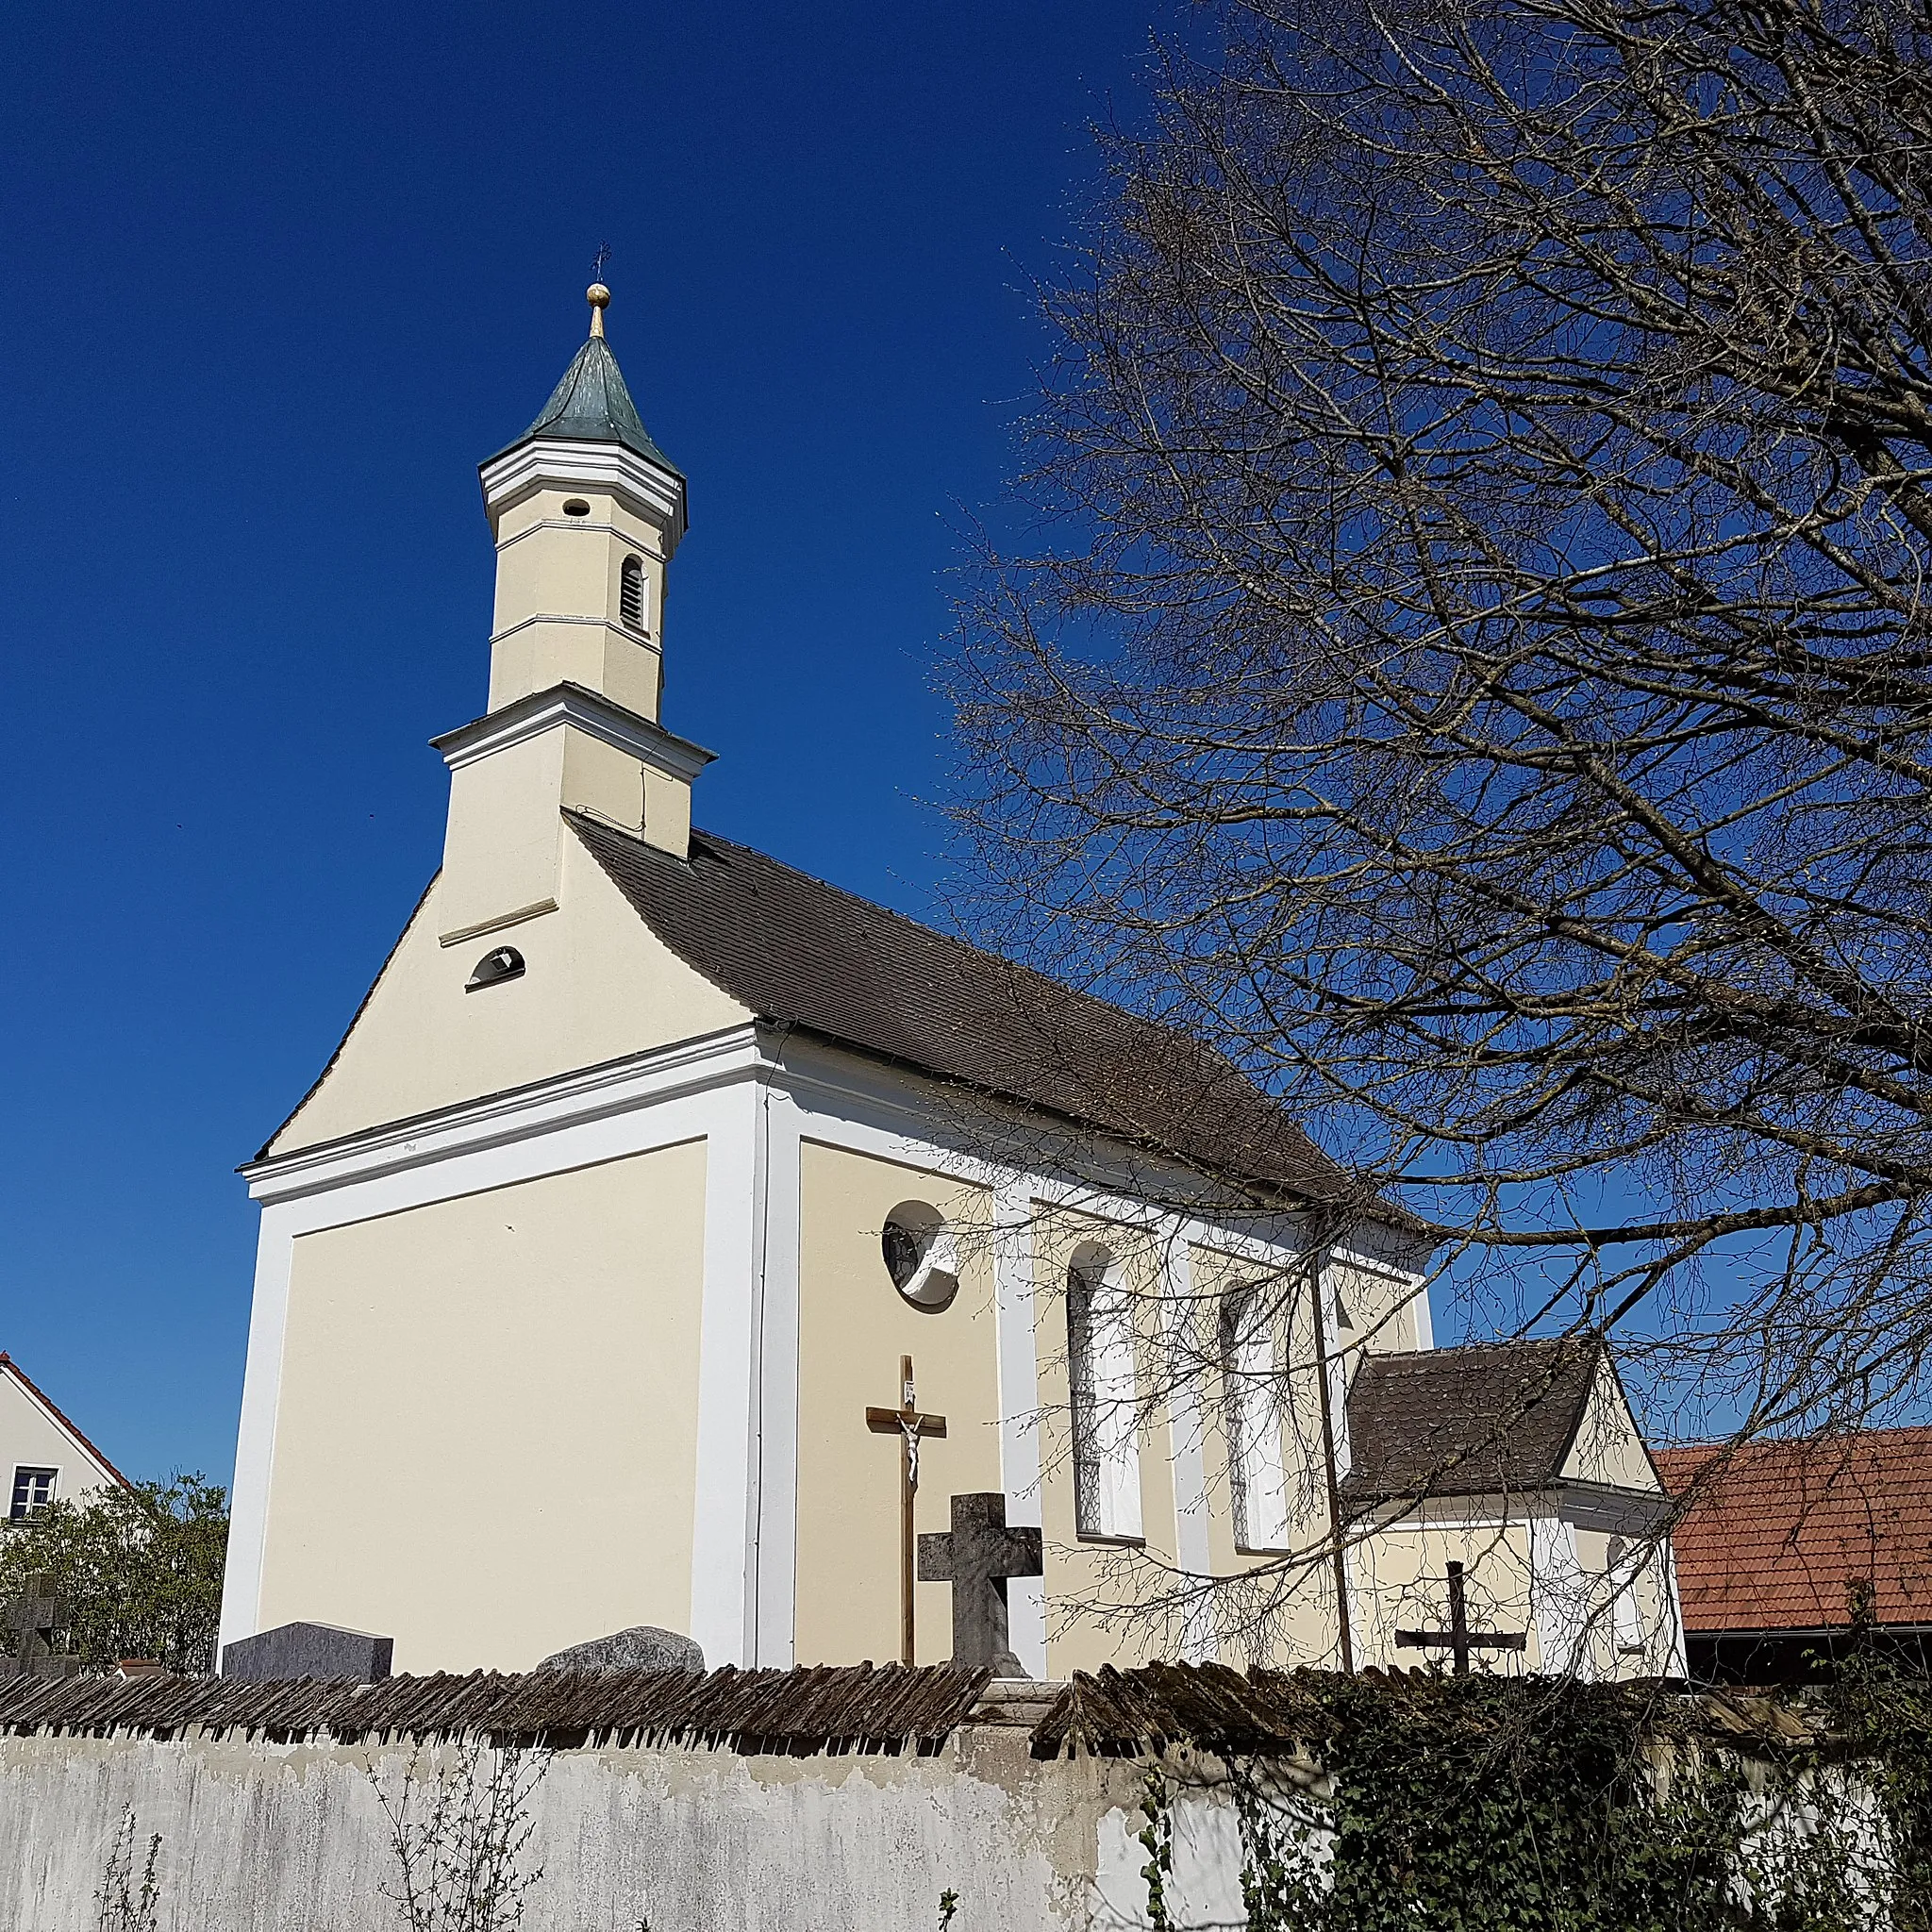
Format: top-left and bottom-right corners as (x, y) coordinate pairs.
(1657, 1430), (1932, 1633)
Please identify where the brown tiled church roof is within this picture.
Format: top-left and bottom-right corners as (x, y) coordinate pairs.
(568, 814), (1361, 1208)
(1341, 1339), (1604, 1507)
(1657, 1430), (1932, 1634)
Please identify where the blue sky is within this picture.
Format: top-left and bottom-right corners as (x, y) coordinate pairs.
(0, 2), (1176, 1485)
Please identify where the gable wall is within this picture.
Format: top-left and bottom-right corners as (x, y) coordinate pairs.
(0, 1374), (117, 1514)
(270, 831), (748, 1156)
(1561, 1360), (1664, 1492)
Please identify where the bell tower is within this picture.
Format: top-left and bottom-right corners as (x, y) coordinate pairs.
(431, 285), (711, 948)
(475, 281), (686, 722)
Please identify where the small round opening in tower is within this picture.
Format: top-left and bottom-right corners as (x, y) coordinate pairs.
(562, 498), (591, 518)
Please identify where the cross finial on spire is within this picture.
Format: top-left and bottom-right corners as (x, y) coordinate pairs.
(586, 244), (613, 339)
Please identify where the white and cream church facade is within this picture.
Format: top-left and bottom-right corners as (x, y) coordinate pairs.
(219, 288), (1685, 1682)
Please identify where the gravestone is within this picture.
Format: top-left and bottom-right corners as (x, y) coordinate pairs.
(917, 1491), (1043, 1676)
(1, 1576), (81, 1680)
(536, 1625), (705, 1674)
(220, 1621), (393, 1682)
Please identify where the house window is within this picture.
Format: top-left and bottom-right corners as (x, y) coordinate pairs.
(1220, 1288), (1291, 1550)
(1067, 1243), (1142, 1541)
(620, 555), (647, 634)
(9, 1467), (56, 1520)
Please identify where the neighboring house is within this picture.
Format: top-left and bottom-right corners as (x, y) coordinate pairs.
(1658, 1429), (1932, 1683)
(219, 283), (1683, 1681)
(0, 1354), (126, 1524)
(1342, 1341), (1683, 1679)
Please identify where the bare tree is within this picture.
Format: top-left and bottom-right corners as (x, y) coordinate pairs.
(953, 0), (1932, 1473)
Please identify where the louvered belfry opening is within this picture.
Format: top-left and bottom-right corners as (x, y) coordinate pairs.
(620, 554), (646, 633)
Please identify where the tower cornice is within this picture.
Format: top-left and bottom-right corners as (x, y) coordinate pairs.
(431, 680), (715, 783)
(479, 436), (688, 555)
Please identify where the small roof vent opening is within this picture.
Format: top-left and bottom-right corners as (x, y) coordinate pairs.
(465, 945), (526, 992)
(562, 497), (591, 517)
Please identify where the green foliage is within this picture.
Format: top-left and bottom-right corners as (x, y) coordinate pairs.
(0, 1475), (227, 1674)
(1141, 1674), (1916, 1932)
(93, 1810), (162, 1932)
(937, 1887), (960, 1930)
(1312, 1677), (1742, 1931)
(1141, 1769), (1177, 1932)
(1824, 1651), (1932, 1930)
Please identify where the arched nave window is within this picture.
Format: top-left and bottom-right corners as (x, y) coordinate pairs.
(1067, 1242), (1142, 1541)
(1219, 1285), (1291, 1551)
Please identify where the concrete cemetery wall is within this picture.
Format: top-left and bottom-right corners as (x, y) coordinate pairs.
(0, 1721), (1242, 1932)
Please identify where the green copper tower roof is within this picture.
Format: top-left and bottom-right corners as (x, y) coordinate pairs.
(491, 287), (680, 475)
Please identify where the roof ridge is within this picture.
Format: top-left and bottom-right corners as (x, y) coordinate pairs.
(1661, 1424), (1932, 1456)
(1362, 1335), (1591, 1366)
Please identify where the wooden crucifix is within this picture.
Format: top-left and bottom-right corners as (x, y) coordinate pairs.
(1395, 1561), (1527, 1675)
(866, 1355), (947, 1665)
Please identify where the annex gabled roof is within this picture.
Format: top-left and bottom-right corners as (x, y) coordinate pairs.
(1658, 1430), (1932, 1634)
(1341, 1338), (1607, 1507)
(568, 813), (1363, 1208)
(491, 331), (679, 474)
(0, 1352), (129, 1489)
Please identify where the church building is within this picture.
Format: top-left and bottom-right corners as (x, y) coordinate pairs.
(219, 287), (1683, 1681)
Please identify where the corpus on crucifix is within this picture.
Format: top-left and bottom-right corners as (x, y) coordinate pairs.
(866, 1354), (947, 1665)
(1394, 1560), (1527, 1675)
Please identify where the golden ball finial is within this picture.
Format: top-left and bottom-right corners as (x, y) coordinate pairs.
(586, 281), (610, 338)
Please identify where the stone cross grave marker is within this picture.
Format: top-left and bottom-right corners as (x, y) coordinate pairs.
(1394, 1560), (1527, 1675)
(866, 1354), (948, 1665)
(918, 1491), (1043, 1675)
(3, 1575), (81, 1680)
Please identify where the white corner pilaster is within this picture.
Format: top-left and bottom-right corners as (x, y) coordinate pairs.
(992, 1181), (1047, 1679)
(1162, 1236), (1217, 1662)
(689, 1076), (768, 1668)
(217, 1208), (297, 1658)
(751, 1084), (803, 1667)
(1529, 1513), (1589, 1677)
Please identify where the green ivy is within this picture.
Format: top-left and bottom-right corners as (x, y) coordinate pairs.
(1142, 1671), (1921, 1932)
(1823, 1651), (1932, 1930)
